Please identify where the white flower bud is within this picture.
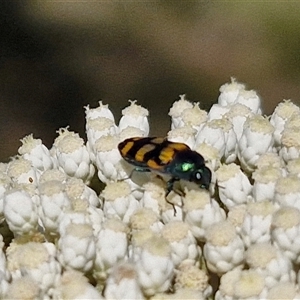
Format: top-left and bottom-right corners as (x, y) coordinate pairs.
(86, 116), (118, 163)
(255, 152), (284, 170)
(287, 158), (300, 178)
(58, 223), (96, 273)
(204, 221), (245, 275)
(167, 126), (196, 149)
(168, 95), (193, 129)
(38, 180), (71, 235)
(6, 242), (61, 294)
(267, 282), (300, 300)
(0, 173), (11, 223)
(18, 134), (57, 171)
(271, 206), (300, 263)
(53, 129), (95, 183)
(280, 127), (300, 162)
(94, 219), (129, 282)
(207, 103), (231, 121)
(236, 89), (262, 114)
(246, 243), (295, 288)
(94, 134), (124, 182)
(252, 166), (282, 202)
(183, 189), (226, 242)
(195, 119), (226, 158)
(135, 236), (174, 296)
(130, 208), (164, 234)
(216, 163), (252, 208)
(215, 269), (267, 300)
(102, 181), (140, 224)
(39, 168), (67, 184)
(7, 157), (38, 186)
(225, 103), (253, 141)
(3, 188), (39, 236)
(161, 221), (201, 267)
(55, 269), (103, 299)
(105, 262), (144, 300)
(227, 204), (247, 234)
(174, 264), (212, 298)
(119, 126), (146, 140)
(274, 175), (300, 210)
(65, 177), (100, 207)
(240, 201), (276, 248)
(4, 276), (42, 300)
(119, 100), (149, 135)
(238, 115), (275, 172)
(180, 103), (207, 131)
(270, 100), (300, 147)
(85, 101), (115, 121)
(218, 78), (245, 106)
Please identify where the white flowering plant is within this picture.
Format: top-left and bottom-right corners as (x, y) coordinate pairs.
(1, 78), (300, 299)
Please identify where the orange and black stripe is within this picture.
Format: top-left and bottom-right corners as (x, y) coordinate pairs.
(118, 137), (190, 170)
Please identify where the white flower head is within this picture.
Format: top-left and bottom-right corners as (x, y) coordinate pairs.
(240, 201), (276, 248)
(94, 134), (124, 182)
(216, 163), (252, 208)
(279, 126), (300, 162)
(218, 77), (246, 106)
(94, 218), (129, 282)
(55, 269), (103, 299)
(236, 89), (262, 114)
(38, 180), (71, 235)
(270, 100), (300, 147)
(169, 94), (193, 129)
(174, 264), (212, 298)
(267, 282), (300, 300)
(271, 206), (300, 263)
(167, 126), (196, 149)
(7, 157), (38, 186)
(4, 188), (39, 236)
(274, 175), (300, 210)
(180, 102), (207, 131)
(238, 115), (275, 172)
(105, 262), (144, 300)
(161, 220), (201, 267)
(130, 208), (164, 234)
(6, 242), (61, 294)
(215, 269), (267, 299)
(101, 181), (140, 224)
(18, 134), (57, 172)
(0, 173), (12, 223)
(207, 103), (231, 121)
(65, 177), (100, 207)
(286, 157), (300, 178)
(183, 189), (226, 242)
(246, 243), (295, 288)
(53, 128), (95, 183)
(224, 103), (254, 141)
(86, 117), (118, 147)
(195, 119), (226, 158)
(4, 276), (42, 300)
(252, 166), (282, 202)
(58, 223), (96, 273)
(135, 235), (174, 296)
(85, 101), (115, 121)
(203, 221), (245, 275)
(119, 100), (149, 135)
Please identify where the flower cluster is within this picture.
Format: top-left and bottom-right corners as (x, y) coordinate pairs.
(1, 78), (300, 299)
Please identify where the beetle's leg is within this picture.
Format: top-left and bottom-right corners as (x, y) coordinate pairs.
(165, 177), (179, 216)
(120, 167), (150, 181)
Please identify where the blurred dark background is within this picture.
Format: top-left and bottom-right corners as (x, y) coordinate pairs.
(1, 1), (300, 161)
